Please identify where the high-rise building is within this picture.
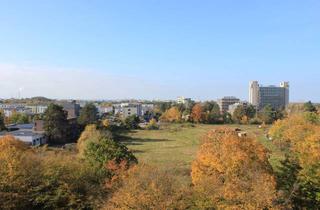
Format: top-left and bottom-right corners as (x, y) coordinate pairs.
(249, 81), (289, 110)
(217, 96), (240, 113)
(249, 81), (259, 107)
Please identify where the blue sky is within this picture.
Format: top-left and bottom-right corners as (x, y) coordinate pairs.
(0, 0), (319, 101)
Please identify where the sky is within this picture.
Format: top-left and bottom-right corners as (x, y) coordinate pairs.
(0, 0), (319, 102)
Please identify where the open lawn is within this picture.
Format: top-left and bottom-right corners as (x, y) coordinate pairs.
(120, 123), (285, 183)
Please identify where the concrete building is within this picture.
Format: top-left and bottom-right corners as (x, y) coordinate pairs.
(217, 96), (240, 113)
(177, 97), (192, 105)
(249, 81), (289, 110)
(58, 101), (81, 119)
(0, 124), (46, 146)
(113, 103), (143, 118)
(122, 103), (142, 118)
(26, 105), (48, 114)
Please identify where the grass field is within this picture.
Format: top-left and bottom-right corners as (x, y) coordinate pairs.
(119, 123), (285, 183)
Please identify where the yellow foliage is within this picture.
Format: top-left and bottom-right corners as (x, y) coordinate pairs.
(77, 124), (102, 157)
(269, 114), (320, 185)
(160, 107), (181, 122)
(102, 119), (110, 128)
(191, 128), (278, 209)
(104, 164), (189, 210)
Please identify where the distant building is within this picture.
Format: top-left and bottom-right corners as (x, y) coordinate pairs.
(0, 124), (46, 146)
(122, 103), (142, 118)
(113, 103), (143, 118)
(97, 105), (113, 115)
(249, 81), (289, 110)
(57, 100), (80, 119)
(26, 105), (48, 114)
(177, 97), (192, 105)
(217, 96), (240, 113)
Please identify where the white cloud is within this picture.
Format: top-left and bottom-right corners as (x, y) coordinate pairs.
(0, 63), (174, 100)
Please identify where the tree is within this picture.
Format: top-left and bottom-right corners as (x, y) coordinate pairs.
(303, 101), (317, 113)
(124, 115), (140, 129)
(232, 104), (256, 124)
(269, 114), (320, 208)
(191, 128), (279, 209)
(232, 105), (247, 123)
(78, 103), (98, 127)
(77, 125), (136, 173)
(146, 118), (159, 130)
(160, 107), (182, 122)
(259, 104), (276, 124)
(43, 103), (68, 144)
(9, 112), (29, 124)
(105, 164), (189, 210)
(202, 101), (221, 124)
(191, 103), (203, 123)
(0, 111), (6, 131)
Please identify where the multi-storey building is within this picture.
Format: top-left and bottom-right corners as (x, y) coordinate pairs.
(249, 81), (289, 110)
(217, 96), (240, 113)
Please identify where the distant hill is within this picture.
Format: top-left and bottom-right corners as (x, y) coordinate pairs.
(2, 97), (53, 105)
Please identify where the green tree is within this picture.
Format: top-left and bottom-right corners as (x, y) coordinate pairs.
(0, 111), (6, 131)
(124, 115), (140, 129)
(232, 104), (256, 124)
(303, 101), (317, 113)
(202, 101), (221, 124)
(43, 104), (68, 144)
(78, 125), (137, 174)
(259, 104), (276, 124)
(78, 103), (98, 127)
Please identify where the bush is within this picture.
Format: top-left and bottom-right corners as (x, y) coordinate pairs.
(145, 118), (159, 130)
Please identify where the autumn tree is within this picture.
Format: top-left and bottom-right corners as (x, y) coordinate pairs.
(191, 103), (204, 123)
(146, 118), (159, 130)
(191, 128), (279, 209)
(43, 103), (69, 144)
(77, 125), (137, 174)
(269, 113), (320, 208)
(78, 103), (98, 127)
(160, 107), (182, 122)
(105, 164), (190, 210)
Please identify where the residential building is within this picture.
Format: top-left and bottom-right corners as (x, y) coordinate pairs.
(57, 100), (81, 119)
(26, 105), (48, 114)
(249, 81), (289, 110)
(122, 103), (142, 118)
(217, 96), (240, 113)
(113, 103), (143, 118)
(177, 97), (192, 105)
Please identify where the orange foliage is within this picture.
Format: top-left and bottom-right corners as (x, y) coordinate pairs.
(191, 128), (278, 209)
(160, 107), (181, 122)
(191, 103), (203, 123)
(104, 164), (188, 210)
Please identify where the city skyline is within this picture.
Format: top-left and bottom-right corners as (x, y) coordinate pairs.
(0, 1), (319, 101)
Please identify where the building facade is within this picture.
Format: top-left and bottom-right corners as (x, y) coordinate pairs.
(217, 96), (240, 113)
(249, 81), (289, 110)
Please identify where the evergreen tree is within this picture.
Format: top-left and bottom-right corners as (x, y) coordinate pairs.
(43, 103), (68, 144)
(78, 103), (98, 127)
